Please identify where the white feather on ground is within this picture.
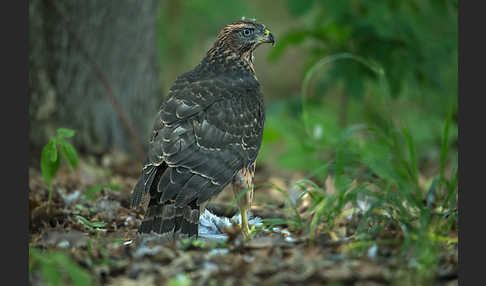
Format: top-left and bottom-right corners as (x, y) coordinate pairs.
(198, 209), (263, 240)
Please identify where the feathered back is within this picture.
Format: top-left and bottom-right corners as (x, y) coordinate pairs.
(131, 19), (272, 239)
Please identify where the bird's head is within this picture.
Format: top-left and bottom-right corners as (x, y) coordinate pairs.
(212, 19), (275, 55)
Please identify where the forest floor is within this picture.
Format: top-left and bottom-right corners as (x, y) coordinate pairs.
(29, 150), (458, 286)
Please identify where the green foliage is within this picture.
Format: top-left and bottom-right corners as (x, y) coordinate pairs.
(261, 97), (456, 281)
(273, 0), (457, 103)
(261, 39), (456, 282)
(40, 128), (79, 202)
(76, 215), (107, 233)
(29, 246), (92, 286)
(41, 140), (61, 192)
(180, 238), (207, 250)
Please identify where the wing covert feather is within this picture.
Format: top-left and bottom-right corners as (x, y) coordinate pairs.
(143, 75), (264, 206)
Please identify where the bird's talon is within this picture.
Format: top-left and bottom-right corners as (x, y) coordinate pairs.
(242, 227), (251, 238)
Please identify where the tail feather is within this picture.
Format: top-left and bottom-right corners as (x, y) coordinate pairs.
(131, 163), (165, 208)
(130, 176), (146, 208)
(131, 162), (201, 239)
(174, 205), (199, 238)
(139, 218), (153, 233)
(139, 201), (199, 239)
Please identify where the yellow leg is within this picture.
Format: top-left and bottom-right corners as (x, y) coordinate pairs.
(240, 206), (251, 237)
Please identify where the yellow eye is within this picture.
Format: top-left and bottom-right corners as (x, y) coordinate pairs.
(264, 29), (270, 36)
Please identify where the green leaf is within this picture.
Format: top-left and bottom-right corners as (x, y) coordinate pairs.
(91, 221), (107, 228)
(46, 139), (58, 162)
(443, 166), (458, 209)
(41, 261), (62, 286)
(41, 143), (61, 187)
(180, 239), (207, 250)
(53, 252), (92, 286)
(309, 197), (327, 241)
(62, 259), (92, 286)
(30, 247), (92, 286)
(60, 142), (79, 168)
(76, 215), (94, 232)
(67, 265), (92, 286)
(402, 127), (419, 190)
(57, 128), (76, 138)
(426, 177), (440, 208)
(439, 110), (452, 190)
(76, 215), (106, 232)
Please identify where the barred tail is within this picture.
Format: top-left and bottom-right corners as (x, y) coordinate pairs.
(139, 199), (200, 239)
(131, 162), (200, 239)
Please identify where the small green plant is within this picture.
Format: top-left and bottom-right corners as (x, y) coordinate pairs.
(29, 246), (92, 286)
(180, 238), (207, 250)
(259, 48), (457, 283)
(40, 128), (79, 202)
(76, 215), (107, 232)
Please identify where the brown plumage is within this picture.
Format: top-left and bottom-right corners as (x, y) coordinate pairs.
(131, 19), (274, 240)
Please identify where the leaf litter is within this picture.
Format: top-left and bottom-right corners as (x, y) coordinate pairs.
(29, 152), (457, 286)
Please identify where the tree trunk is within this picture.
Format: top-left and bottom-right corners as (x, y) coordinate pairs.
(29, 0), (162, 159)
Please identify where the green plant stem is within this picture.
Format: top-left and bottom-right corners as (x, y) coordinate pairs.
(47, 184), (53, 203)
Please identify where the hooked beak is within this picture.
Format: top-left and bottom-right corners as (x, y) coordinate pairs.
(258, 29), (275, 46)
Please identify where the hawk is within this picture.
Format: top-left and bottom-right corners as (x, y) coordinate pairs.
(131, 19), (274, 240)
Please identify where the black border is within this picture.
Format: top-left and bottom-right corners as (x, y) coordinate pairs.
(458, 1), (481, 285)
(2, 0), (28, 284)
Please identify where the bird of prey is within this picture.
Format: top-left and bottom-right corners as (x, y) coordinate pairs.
(131, 19), (274, 240)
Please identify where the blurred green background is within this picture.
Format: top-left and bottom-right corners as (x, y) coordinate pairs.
(29, 0), (458, 177)
(157, 0), (457, 178)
